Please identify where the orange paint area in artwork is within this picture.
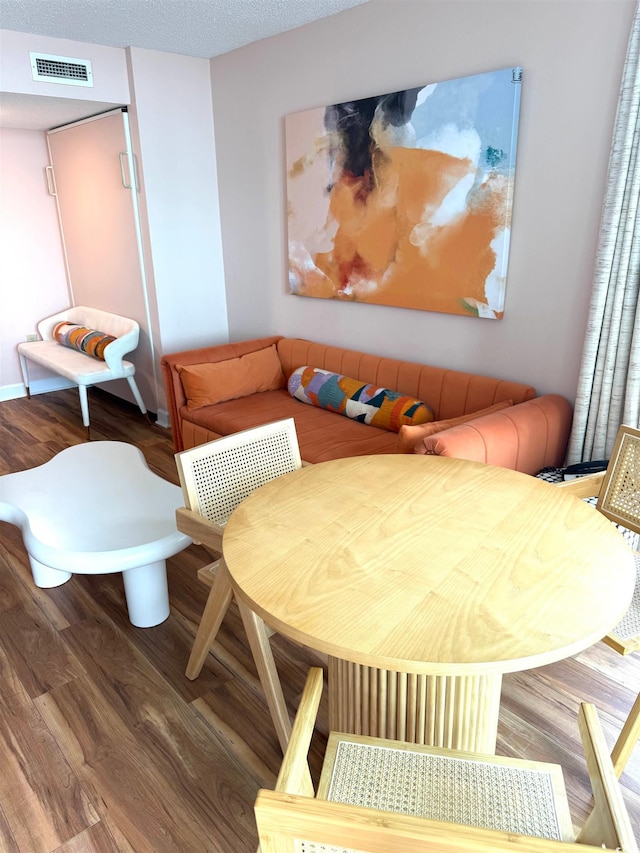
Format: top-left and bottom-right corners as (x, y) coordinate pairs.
(297, 146), (508, 317)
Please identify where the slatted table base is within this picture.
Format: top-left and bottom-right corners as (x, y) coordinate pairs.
(328, 657), (502, 754)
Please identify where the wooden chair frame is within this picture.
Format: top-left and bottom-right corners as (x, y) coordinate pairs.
(611, 688), (640, 778)
(556, 425), (640, 656)
(555, 426), (640, 777)
(175, 419), (304, 753)
(254, 668), (638, 853)
(597, 424), (640, 534)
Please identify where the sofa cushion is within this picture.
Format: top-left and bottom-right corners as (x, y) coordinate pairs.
(395, 400), (514, 453)
(181, 389), (400, 463)
(288, 366), (433, 433)
(177, 345), (285, 410)
(53, 321), (116, 361)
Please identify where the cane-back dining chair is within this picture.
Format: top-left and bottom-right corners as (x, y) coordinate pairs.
(557, 423), (640, 655)
(254, 667), (638, 853)
(556, 424), (640, 778)
(175, 418), (303, 750)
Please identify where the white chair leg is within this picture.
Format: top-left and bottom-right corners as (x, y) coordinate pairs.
(18, 352), (31, 398)
(77, 385), (90, 427)
(126, 376), (148, 416)
(122, 560), (170, 627)
(77, 384), (91, 439)
(29, 556), (72, 588)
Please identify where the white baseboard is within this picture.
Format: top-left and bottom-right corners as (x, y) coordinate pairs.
(0, 377), (73, 402)
(0, 383), (27, 402)
(155, 408), (170, 429)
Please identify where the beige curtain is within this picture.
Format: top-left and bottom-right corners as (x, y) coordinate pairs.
(566, 1), (640, 464)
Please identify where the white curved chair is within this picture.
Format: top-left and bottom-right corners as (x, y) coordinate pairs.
(17, 305), (148, 438)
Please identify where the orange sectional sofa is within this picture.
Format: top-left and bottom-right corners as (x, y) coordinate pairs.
(161, 336), (572, 475)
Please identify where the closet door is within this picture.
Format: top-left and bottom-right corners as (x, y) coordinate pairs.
(47, 109), (156, 411)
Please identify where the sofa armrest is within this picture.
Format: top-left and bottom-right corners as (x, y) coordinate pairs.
(161, 336), (283, 452)
(413, 394), (573, 474)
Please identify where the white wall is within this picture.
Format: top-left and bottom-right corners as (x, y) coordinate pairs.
(126, 48), (228, 360)
(0, 128), (70, 398)
(0, 30), (132, 397)
(124, 47), (228, 420)
(209, 0), (636, 402)
(0, 36), (228, 420)
(2, 2), (634, 410)
(0, 29), (129, 104)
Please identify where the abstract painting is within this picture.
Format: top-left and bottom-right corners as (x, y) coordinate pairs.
(285, 66), (522, 319)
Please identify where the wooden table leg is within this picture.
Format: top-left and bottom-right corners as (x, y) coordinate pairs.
(185, 558), (234, 680)
(238, 599), (292, 754)
(328, 658), (502, 754)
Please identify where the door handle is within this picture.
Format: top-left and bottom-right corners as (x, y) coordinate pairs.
(119, 151), (133, 189)
(45, 165), (57, 196)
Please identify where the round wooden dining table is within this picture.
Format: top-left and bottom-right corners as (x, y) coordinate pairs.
(223, 454), (635, 753)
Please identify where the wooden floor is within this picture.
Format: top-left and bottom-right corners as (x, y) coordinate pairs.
(0, 388), (637, 852)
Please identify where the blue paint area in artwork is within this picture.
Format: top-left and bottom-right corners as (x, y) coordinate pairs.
(411, 67), (521, 170)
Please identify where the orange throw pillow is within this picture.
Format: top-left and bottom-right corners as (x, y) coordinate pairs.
(177, 345), (285, 410)
(395, 400), (514, 453)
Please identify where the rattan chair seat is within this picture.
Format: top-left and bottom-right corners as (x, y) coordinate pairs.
(326, 739), (565, 839)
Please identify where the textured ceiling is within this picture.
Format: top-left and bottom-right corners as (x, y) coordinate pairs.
(0, 0), (370, 58)
(0, 0), (370, 130)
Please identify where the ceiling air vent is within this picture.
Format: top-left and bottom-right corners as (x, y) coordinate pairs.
(29, 52), (93, 87)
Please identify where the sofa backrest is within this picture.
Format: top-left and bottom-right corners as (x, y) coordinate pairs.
(161, 336), (283, 442)
(277, 338), (536, 420)
(160, 335), (538, 451)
